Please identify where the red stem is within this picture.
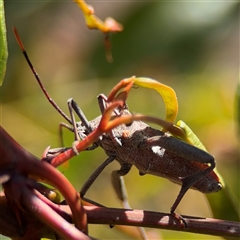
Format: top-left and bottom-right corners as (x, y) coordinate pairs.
(0, 126), (87, 233)
(22, 186), (91, 240)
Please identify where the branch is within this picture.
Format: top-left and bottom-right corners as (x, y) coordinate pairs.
(85, 206), (240, 239)
(1, 191), (239, 239)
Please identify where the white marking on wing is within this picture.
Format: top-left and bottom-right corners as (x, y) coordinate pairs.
(151, 146), (165, 157)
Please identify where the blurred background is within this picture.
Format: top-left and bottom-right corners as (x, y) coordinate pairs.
(1, 1), (239, 239)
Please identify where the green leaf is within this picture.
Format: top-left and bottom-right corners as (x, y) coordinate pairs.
(134, 77), (178, 122)
(236, 77), (240, 136)
(177, 120), (207, 151)
(207, 184), (240, 222)
(0, 0), (8, 86)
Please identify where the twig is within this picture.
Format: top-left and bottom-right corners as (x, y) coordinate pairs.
(0, 192), (239, 239)
(84, 206), (240, 239)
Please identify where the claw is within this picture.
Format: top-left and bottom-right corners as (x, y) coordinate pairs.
(171, 212), (188, 228)
(41, 146), (71, 162)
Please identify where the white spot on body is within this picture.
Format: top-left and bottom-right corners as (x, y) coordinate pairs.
(151, 146), (165, 157)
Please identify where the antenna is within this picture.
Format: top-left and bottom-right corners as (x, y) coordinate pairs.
(13, 27), (72, 125)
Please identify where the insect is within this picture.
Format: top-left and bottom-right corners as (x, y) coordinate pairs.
(13, 27), (222, 222)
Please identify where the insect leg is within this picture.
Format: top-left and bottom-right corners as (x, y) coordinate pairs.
(78, 156), (116, 207)
(97, 94), (122, 146)
(69, 98), (100, 151)
(97, 93), (108, 114)
(59, 122), (74, 147)
(67, 98), (98, 153)
(98, 93), (128, 115)
(69, 98), (92, 133)
(111, 163), (148, 240)
(170, 161), (215, 214)
(111, 162), (132, 207)
(80, 155), (116, 199)
(67, 98), (84, 142)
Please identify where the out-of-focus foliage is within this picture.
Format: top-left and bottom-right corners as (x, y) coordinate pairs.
(74, 0), (123, 33)
(237, 78), (240, 137)
(0, 0), (8, 86)
(1, 1), (239, 239)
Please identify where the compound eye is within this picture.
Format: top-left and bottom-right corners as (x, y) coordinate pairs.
(207, 182), (222, 193)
